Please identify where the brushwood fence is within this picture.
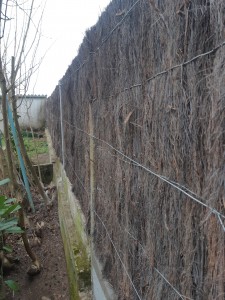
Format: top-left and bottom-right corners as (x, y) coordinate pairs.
(46, 0), (225, 299)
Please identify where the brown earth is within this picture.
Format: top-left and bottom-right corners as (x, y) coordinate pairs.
(4, 187), (70, 300)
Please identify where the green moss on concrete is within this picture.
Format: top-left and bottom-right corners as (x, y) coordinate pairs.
(55, 158), (91, 299)
(73, 242), (91, 291)
(60, 219), (79, 299)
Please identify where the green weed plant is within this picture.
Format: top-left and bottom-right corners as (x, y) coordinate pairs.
(0, 179), (23, 297)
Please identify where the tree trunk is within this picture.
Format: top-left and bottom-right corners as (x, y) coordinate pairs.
(17, 192), (40, 271)
(0, 66), (17, 190)
(11, 56), (50, 205)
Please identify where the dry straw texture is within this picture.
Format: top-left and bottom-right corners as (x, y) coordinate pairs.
(47, 0), (225, 299)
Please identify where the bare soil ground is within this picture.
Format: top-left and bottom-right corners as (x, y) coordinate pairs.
(4, 187), (70, 300)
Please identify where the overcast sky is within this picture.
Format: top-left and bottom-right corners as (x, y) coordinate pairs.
(30, 0), (111, 96)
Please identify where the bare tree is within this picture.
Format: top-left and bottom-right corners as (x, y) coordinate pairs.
(0, 0), (50, 201)
(0, 0), (49, 275)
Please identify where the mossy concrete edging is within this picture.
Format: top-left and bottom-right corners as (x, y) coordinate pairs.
(46, 129), (116, 300)
(54, 161), (91, 299)
(46, 129), (91, 299)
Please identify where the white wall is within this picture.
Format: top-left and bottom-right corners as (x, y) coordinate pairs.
(0, 96), (46, 132)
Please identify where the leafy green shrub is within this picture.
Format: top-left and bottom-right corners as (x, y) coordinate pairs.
(0, 179), (23, 297)
(0, 195), (22, 235)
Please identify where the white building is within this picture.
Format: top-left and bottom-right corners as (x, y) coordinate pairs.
(0, 95), (47, 132)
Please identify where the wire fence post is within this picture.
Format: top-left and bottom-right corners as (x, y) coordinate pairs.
(59, 81), (65, 168)
(89, 104), (95, 239)
(89, 103), (95, 293)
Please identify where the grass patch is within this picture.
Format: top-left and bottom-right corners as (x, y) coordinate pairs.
(23, 136), (48, 158)
(0, 130), (48, 159)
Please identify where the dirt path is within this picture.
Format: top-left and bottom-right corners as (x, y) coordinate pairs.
(4, 188), (70, 300)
